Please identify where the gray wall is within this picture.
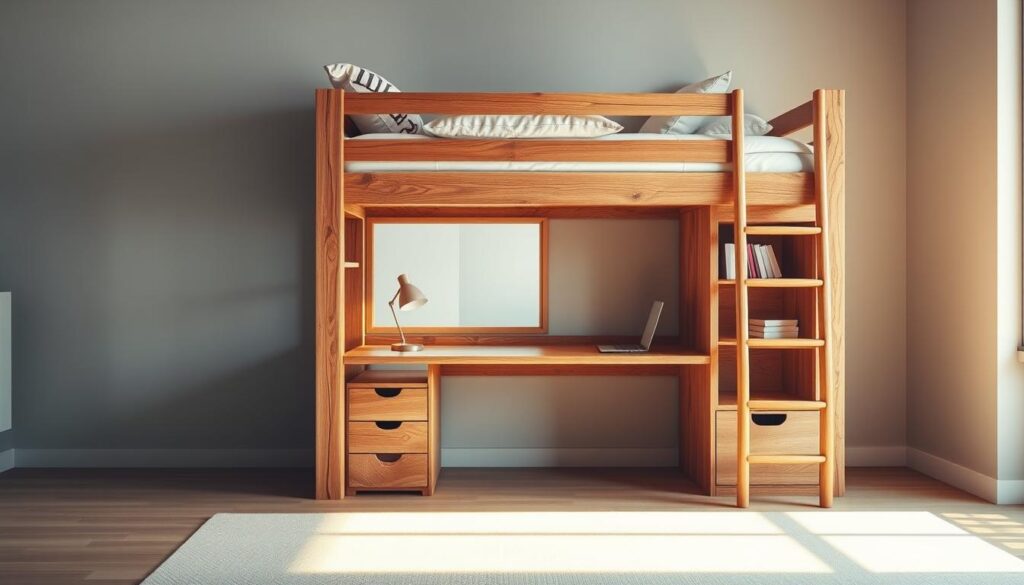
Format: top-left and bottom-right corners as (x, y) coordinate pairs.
(0, 0), (908, 462)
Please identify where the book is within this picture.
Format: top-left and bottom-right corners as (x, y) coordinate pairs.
(750, 330), (799, 339)
(756, 245), (771, 279)
(749, 318), (798, 327)
(723, 243), (735, 279)
(750, 325), (799, 333)
(766, 245), (783, 278)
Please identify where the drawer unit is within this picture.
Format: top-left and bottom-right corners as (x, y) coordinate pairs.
(346, 370), (438, 496)
(348, 453), (428, 489)
(716, 411), (819, 486)
(348, 421), (428, 453)
(348, 387), (427, 421)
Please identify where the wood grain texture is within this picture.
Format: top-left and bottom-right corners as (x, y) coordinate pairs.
(427, 364), (441, 496)
(766, 100), (814, 138)
(363, 205), (684, 219)
(363, 334), (683, 347)
(346, 138), (731, 163)
(730, 90), (752, 508)
(315, 88), (345, 500)
(348, 387), (428, 421)
(823, 89), (846, 497)
(348, 371), (428, 387)
(680, 365), (713, 495)
(716, 411), (819, 486)
(344, 92), (732, 116)
(348, 422), (429, 454)
(439, 364), (681, 376)
(345, 172), (813, 207)
(347, 454), (428, 490)
(344, 344), (710, 365)
(344, 217), (364, 352)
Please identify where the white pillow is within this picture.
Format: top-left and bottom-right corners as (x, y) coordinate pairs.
(423, 115), (623, 139)
(639, 71), (732, 135)
(324, 63), (423, 135)
(697, 114), (774, 136)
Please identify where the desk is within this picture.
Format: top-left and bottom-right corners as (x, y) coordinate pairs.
(343, 344), (711, 366)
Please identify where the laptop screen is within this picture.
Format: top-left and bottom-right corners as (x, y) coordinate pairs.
(639, 301), (665, 350)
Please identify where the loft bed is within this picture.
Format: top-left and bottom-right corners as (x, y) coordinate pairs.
(315, 88), (845, 503)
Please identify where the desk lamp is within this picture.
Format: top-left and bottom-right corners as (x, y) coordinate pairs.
(389, 274), (427, 352)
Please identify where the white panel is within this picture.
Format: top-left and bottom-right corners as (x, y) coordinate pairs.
(0, 293), (9, 432)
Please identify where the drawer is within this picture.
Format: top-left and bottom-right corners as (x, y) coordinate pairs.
(716, 411), (819, 486)
(348, 453), (428, 489)
(348, 387), (428, 421)
(348, 421), (428, 453)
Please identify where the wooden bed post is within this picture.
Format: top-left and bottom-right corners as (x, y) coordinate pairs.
(315, 89), (345, 500)
(822, 89), (846, 496)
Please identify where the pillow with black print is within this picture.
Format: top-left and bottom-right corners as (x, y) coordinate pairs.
(324, 63), (423, 135)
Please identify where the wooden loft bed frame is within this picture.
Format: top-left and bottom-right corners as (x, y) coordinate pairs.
(315, 88), (845, 501)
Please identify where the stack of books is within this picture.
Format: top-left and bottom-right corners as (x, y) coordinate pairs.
(749, 318), (798, 339)
(723, 243), (783, 279)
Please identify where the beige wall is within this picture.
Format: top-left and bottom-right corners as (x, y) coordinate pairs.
(907, 0), (1024, 502)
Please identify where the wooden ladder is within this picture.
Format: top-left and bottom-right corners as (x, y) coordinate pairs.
(732, 89), (836, 508)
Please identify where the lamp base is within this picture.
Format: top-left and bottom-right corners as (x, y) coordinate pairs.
(391, 342), (424, 352)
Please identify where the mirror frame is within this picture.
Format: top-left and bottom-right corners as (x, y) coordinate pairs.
(365, 217), (549, 334)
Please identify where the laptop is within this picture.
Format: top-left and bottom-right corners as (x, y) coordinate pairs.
(597, 300), (665, 353)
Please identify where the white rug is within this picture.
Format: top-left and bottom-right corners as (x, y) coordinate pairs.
(143, 511), (1024, 584)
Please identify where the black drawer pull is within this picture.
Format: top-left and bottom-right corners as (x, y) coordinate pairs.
(375, 421), (402, 430)
(752, 414), (788, 426)
(376, 454), (402, 463)
(375, 388), (402, 398)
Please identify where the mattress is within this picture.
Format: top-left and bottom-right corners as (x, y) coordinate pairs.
(344, 133), (813, 173)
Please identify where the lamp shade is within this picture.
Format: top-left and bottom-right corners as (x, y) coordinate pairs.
(395, 274), (427, 311)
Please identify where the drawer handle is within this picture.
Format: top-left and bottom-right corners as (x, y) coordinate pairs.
(375, 421), (402, 430)
(375, 388), (402, 398)
(376, 454), (402, 464)
(752, 414), (788, 426)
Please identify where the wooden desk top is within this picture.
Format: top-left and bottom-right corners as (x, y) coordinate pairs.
(343, 344), (710, 366)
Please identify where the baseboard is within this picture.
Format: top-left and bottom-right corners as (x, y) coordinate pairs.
(14, 449), (313, 468)
(905, 447), (1024, 504)
(441, 448), (678, 467)
(846, 445), (907, 467)
(0, 449), (13, 473)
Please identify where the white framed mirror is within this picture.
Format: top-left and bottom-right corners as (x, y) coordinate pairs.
(367, 218), (548, 333)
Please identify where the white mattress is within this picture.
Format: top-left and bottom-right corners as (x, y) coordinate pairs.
(344, 133), (813, 173)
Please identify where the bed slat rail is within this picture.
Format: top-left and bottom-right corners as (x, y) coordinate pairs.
(767, 100), (814, 137)
(345, 92), (731, 116)
(344, 172), (813, 207)
(345, 139), (732, 163)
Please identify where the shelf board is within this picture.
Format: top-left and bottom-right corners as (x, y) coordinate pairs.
(718, 278), (823, 288)
(718, 390), (800, 411)
(344, 344), (710, 366)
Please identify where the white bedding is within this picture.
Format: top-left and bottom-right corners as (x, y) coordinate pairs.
(344, 133), (813, 173)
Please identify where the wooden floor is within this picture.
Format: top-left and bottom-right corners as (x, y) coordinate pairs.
(1, 467), (1022, 584)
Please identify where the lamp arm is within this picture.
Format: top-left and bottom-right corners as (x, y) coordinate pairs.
(388, 291), (408, 345)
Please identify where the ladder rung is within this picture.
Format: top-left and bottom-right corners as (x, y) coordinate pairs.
(745, 226), (822, 236)
(745, 278), (824, 288)
(748, 399), (826, 411)
(748, 454), (826, 465)
(748, 338), (825, 349)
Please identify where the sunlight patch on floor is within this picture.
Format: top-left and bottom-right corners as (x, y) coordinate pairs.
(290, 512), (826, 574)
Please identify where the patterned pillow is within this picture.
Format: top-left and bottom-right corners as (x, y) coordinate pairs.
(324, 63), (423, 134)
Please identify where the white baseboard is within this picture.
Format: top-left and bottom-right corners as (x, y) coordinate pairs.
(905, 447), (1023, 504)
(441, 448), (678, 467)
(14, 449), (313, 468)
(0, 449), (13, 473)
(846, 445), (907, 467)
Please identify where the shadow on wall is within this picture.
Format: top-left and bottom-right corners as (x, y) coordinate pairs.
(1, 107), (317, 452)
